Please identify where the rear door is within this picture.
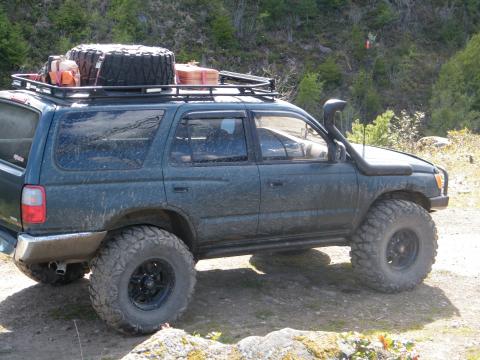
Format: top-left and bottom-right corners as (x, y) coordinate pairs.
(163, 106), (260, 244)
(0, 100), (41, 232)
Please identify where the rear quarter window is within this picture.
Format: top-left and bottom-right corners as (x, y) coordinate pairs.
(0, 102), (39, 168)
(55, 110), (163, 171)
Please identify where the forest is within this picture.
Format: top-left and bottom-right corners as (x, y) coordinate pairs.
(1, 0), (480, 135)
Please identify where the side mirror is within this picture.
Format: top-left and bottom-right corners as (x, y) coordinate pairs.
(323, 99), (347, 129)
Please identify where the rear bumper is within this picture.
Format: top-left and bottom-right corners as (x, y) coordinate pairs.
(14, 231), (107, 264)
(429, 195), (449, 210)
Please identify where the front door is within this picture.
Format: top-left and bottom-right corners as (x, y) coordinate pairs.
(163, 107), (260, 244)
(251, 110), (358, 238)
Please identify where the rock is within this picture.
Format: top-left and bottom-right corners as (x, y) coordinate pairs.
(418, 136), (451, 148)
(122, 328), (418, 360)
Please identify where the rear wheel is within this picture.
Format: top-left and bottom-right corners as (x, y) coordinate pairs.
(89, 226), (196, 334)
(350, 200), (437, 293)
(15, 262), (86, 285)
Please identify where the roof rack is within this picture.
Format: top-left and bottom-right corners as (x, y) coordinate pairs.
(10, 71), (278, 101)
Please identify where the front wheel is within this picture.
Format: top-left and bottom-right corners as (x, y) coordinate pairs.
(89, 226), (196, 334)
(350, 200), (438, 293)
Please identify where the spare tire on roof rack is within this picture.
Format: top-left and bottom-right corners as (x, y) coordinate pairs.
(66, 44), (175, 87)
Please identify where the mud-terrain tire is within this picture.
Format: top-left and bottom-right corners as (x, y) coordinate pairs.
(15, 262), (86, 285)
(67, 44), (175, 86)
(350, 200), (437, 293)
(89, 226), (196, 334)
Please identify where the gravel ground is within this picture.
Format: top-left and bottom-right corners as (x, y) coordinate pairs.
(0, 208), (479, 360)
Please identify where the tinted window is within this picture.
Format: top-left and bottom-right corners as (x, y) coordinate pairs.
(0, 102), (39, 168)
(56, 110), (163, 170)
(170, 117), (248, 164)
(255, 115), (329, 161)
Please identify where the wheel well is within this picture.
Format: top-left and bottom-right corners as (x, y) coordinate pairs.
(106, 209), (196, 253)
(377, 191), (430, 210)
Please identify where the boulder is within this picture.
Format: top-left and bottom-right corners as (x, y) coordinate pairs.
(417, 136), (451, 148)
(122, 327), (416, 360)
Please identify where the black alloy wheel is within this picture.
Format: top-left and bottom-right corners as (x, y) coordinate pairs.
(128, 259), (175, 311)
(386, 229), (420, 270)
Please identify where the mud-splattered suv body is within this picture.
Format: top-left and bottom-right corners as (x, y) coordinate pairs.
(0, 77), (448, 334)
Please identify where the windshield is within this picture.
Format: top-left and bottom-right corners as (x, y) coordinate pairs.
(0, 102), (39, 168)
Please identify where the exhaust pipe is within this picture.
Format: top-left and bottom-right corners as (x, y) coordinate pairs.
(323, 99), (412, 176)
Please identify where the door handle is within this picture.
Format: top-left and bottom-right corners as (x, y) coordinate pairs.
(173, 186), (189, 193)
(268, 181), (284, 188)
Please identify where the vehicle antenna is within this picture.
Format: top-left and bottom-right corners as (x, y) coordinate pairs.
(362, 123), (366, 158)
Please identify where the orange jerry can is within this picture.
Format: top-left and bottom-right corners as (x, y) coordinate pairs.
(49, 57), (81, 87)
(175, 63), (219, 86)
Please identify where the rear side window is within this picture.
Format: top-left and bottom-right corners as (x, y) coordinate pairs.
(0, 102), (39, 168)
(170, 117), (248, 164)
(56, 110), (163, 170)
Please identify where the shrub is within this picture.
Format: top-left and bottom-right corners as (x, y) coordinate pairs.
(350, 25), (367, 62)
(0, 7), (28, 85)
(107, 0), (146, 43)
(390, 111), (423, 152)
(347, 110), (395, 147)
(368, 2), (397, 30)
(295, 72), (324, 118)
(430, 32), (480, 134)
(351, 70), (381, 122)
(317, 57), (342, 87)
(210, 14), (237, 49)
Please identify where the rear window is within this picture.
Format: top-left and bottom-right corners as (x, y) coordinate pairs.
(0, 102), (39, 168)
(56, 110), (163, 171)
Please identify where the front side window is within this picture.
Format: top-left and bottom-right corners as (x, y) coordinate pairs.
(170, 117), (248, 164)
(255, 115), (329, 162)
(56, 110), (163, 170)
(0, 102), (39, 168)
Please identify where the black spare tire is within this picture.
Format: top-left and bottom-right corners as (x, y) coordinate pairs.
(67, 44), (175, 87)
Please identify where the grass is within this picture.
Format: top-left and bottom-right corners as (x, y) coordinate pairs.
(48, 303), (98, 321)
(254, 309), (275, 320)
(467, 347), (480, 360)
(414, 130), (480, 208)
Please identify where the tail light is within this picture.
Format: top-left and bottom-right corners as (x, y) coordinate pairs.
(22, 185), (46, 224)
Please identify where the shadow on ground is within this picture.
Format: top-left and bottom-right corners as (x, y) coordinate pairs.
(0, 249), (459, 358)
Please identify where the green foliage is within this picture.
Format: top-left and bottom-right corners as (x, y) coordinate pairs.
(0, 6), (28, 85)
(210, 14), (237, 49)
(368, 2), (397, 30)
(347, 110), (395, 147)
(53, 0), (88, 35)
(350, 25), (367, 62)
(317, 0), (349, 10)
(347, 109), (423, 150)
(107, 0), (146, 43)
(373, 56), (388, 87)
(295, 72), (324, 117)
(351, 70), (381, 122)
(317, 57), (342, 87)
(431, 33), (480, 134)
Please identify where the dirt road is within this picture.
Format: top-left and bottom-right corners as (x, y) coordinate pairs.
(0, 208), (479, 360)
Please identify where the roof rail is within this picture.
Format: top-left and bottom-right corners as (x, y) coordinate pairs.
(10, 71), (278, 101)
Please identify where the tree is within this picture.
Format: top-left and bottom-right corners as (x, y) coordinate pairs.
(295, 72), (324, 118)
(0, 6), (28, 85)
(430, 32), (480, 134)
(107, 0), (146, 43)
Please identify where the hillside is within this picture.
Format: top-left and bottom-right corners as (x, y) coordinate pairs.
(1, 0), (479, 132)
